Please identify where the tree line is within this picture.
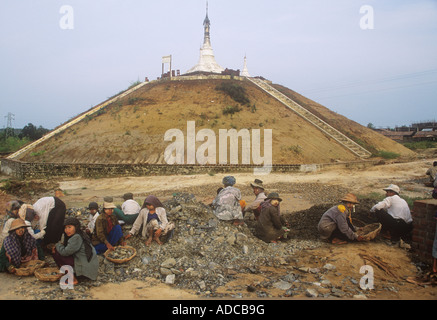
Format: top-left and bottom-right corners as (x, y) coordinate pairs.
(0, 123), (50, 153)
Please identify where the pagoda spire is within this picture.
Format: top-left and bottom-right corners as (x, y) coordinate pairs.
(203, 1), (211, 47)
(186, 2), (224, 74)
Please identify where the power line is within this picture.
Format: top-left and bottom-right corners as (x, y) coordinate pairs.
(302, 67), (437, 95)
(313, 79), (437, 100)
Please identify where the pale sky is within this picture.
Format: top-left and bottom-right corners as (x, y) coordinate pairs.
(1, 0), (436, 129)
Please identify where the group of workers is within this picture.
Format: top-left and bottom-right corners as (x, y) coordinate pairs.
(212, 177), (414, 247)
(1, 161), (436, 283)
(0, 192), (175, 285)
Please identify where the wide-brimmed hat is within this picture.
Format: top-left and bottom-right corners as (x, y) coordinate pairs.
(383, 184), (400, 195)
(123, 193), (134, 200)
(103, 202), (116, 209)
(250, 179), (265, 190)
(9, 219), (27, 232)
(341, 193), (359, 204)
(266, 192), (282, 202)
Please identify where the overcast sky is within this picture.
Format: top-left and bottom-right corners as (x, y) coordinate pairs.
(1, 0), (436, 130)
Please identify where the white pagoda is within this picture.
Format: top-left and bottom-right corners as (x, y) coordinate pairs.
(186, 3), (224, 74)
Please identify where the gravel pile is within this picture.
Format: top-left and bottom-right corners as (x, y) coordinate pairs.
(14, 185), (404, 300)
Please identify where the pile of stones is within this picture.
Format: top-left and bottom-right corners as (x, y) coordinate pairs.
(16, 190), (409, 300)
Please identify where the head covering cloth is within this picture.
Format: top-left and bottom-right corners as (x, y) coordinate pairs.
(222, 176), (236, 187)
(141, 195), (164, 209)
(63, 217), (94, 262)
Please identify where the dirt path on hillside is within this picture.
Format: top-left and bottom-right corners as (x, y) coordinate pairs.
(0, 157), (436, 300)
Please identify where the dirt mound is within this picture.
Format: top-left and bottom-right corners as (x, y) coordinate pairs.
(13, 79), (414, 165)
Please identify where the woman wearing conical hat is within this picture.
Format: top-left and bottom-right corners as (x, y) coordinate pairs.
(318, 193), (364, 244)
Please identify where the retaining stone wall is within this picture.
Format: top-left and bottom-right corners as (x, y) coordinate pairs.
(411, 200), (437, 264)
(1, 158), (378, 180)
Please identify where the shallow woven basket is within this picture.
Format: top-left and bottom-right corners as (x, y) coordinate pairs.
(104, 245), (137, 264)
(34, 267), (63, 282)
(15, 260), (46, 277)
(357, 223), (382, 241)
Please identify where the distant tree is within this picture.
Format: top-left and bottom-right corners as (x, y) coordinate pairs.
(367, 123), (375, 129)
(19, 123), (49, 141)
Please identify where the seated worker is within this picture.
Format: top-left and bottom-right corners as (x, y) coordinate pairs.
(126, 195), (175, 246)
(255, 193), (289, 243)
(85, 202), (100, 236)
(318, 193), (364, 244)
(0, 219), (44, 273)
(212, 176), (244, 226)
(52, 217), (99, 284)
(370, 184), (413, 243)
(0, 200), (23, 247)
(426, 161), (437, 187)
(117, 193), (141, 224)
(243, 179), (267, 220)
(92, 201), (124, 254)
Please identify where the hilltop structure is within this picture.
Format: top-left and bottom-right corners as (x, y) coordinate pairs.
(186, 3), (224, 74)
(241, 55), (251, 77)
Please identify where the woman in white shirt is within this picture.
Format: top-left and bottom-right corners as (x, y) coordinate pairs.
(32, 196), (66, 247)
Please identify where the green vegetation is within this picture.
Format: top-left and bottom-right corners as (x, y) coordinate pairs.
(30, 150), (46, 157)
(222, 105), (242, 115)
(215, 82), (250, 105)
(375, 150), (400, 159)
(0, 123), (49, 153)
(402, 140), (437, 150)
(0, 136), (31, 153)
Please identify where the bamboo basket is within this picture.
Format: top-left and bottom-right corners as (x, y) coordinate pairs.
(104, 246), (137, 264)
(34, 267), (63, 282)
(357, 223), (382, 241)
(15, 260), (46, 277)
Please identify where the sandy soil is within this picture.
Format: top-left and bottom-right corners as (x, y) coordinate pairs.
(1, 156), (436, 300)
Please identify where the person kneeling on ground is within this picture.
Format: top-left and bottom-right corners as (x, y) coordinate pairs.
(370, 184), (413, 243)
(126, 195), (174, 246)
(318, 193), (364, 244)
(255, 193), (289, 243)
(92, 201), (124, 254)
(52, 217), (99, 284)
(0, 219), (44, 273)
